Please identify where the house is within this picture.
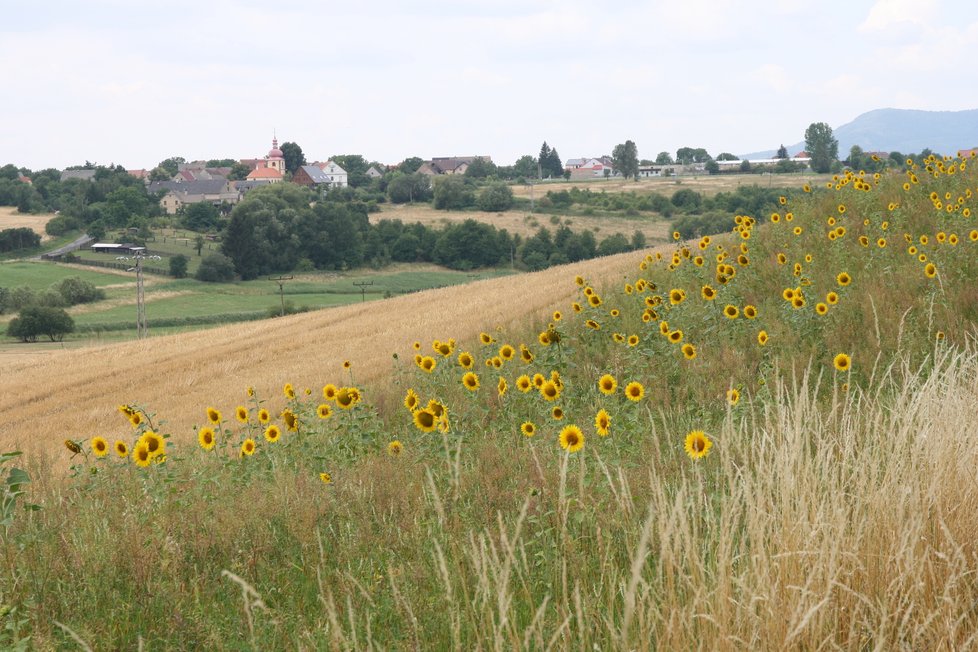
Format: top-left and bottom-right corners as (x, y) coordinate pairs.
(60, 169), (97, 182)
(234, 179), (275, 195)
(17, 175), (32, 185)
(312, 160), (348, 187)
(292, 164), (343, 189)
(365, 165), (383, 179)
(567, 158), (616, 180)
(148, 179), (240, 215)
(417, 156), (492, 176)
(245, 167), (283, 183)
(127, 169), (149, 180)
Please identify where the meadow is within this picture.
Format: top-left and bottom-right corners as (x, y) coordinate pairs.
(2, 155), (978, 649)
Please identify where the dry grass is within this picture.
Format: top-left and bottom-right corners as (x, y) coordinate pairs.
(0, 249), (643, 464)
(509, 172), (832, 199)
(0, 206), (55, 239)
(377, 203), (669, 241)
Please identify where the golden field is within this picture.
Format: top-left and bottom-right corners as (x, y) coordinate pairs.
(377, 202), (669, 241)
(508, 171), (833, 198)
(0, 249), (641, 463)
(0, 206), (54, 238)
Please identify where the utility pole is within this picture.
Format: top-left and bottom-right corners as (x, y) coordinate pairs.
(119, 251), (161, 339)
(352, 280), (374, 302)
(268, 276), (294, 316)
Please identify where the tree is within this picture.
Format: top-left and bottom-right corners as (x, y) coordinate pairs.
(538, 142), (552, 176)
(280, 142), (306, 175)
(155, 157), (185, 178)
(398, 157), (425, 174)
(611, 140), (639, 180)
(477, 182), (514, 212)
(512, 155), (538, 180)
(329, 155), (371, 187)
(194, 234), (205, 256)
(538, 142), (563, 178)
(169, 254), (189, 279)
(206, 158), (237, 168)
(463, 158), (498, 179)
(54, 276), (103, 305)
(195, 253), (236, 282)
(182, 202), (221, 232)
(227, 162), (251, 181)
(716, 152), (739, 161)
(432, 176), (475, 210)
(775, 144), (789, 159)
(7, 305), (74, 342)
(704, 160), (720, 175)
(676, 147), (711, 165)
(804, 122), (838, 173)
(655, 151), (674, 165)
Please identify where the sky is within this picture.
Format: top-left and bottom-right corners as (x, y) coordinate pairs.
(3, 0), (978, 171)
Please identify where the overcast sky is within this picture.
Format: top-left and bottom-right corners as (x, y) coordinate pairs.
(3, 0), (977, 171)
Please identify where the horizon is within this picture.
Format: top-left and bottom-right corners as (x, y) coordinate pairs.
(3, 0), (978, 171)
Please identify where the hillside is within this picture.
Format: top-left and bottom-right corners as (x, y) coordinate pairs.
(742, 107), (978, 158)
(0, 248), (643, 461)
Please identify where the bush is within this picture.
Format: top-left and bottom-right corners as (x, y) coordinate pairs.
(195, 253), (236, 282)
(44, 214), (80, 237)
(54, 276), (105, 304)
(476, 183), (514, 212)
(432, 177), (475, 210)
(169, 254), (189, 279)
(6, 305), (74, 342)
(0, 227), (41, 252)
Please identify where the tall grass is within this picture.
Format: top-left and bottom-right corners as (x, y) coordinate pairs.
(4, 345), (977, 649)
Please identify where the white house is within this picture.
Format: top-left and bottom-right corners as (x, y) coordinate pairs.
(317, 160), (349, 188)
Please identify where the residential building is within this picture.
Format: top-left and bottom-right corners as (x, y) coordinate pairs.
(365, 165), (383, 179)
(60, 169), (96, 182)
(417, 156), (492, 176)
(148, 179), (240, 214)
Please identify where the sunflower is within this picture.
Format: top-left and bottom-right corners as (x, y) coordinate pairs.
(235, 406), (249, 423)
(206, 407), (221, 425)
(520, 345), (534, 363)
(598, 374), (617, 395)
(726, 389), (740, 406)
(129, 412), (144, 428)
(575, 275), (585, 286)
(198, 427), (216, 451)
(701, 285), (717, 301)
(335, 388), (358, 410)
(684, 430), (713, 460)
(723, 305), (739, 319)
(559, 425), (585, 453)
(669, 288), (686, 305)
(317, 403), (333, 419)
(404, 389), (420, 412)
(413, 409), (438, 432)
(757, 330), (769, 346)
(497, 377), (508, 397)
(924, 263), (937, 278)
(776, 253), (787, 265)
(551, 406), (565, 420)
(595, 409), (611, 437)
(539, 380), (560, 401)
(668, 330), (683, 344)
(498, 344), (515, 361)
(515, 375), (532, 393)
(458, 371), (478, 392)
(113, 440), (129, 458)
(835, 272), (852, 287)
(588, 294), (602, 308)
(241, 438), (256, 457)
(133, 442), (152, 467)
(457, 352), (474, 369)
(532, 373), (545, 388)
(140, 431), (165, 458)
(627, 334), (639, 347)
(319, 472), (333, 485)
(833, 353), (852, 372)
(387, 440), (403, 456)
(257, 408), (271, 425)
(792, 295), (806, 309)
(740, 305), (756, 320)
(624, 381), (645, 402)
(521, 421), (536, 437)
(538, 331), (551, 346)
(681, 343), (697, 359)
(91, 436), (109, 457)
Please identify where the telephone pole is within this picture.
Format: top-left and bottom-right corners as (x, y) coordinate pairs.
(352, 281), (374, 302)
(268, 276), (294, 316)
(119, 251), (161, 339)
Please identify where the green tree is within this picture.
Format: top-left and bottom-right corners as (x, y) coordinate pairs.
(280, 142), (306, 175)
(182, 202), (221, 232)
(705, 160), (720, 175)
(716, 152), (739, 161)
(206, 158), (237, 168)
(611, 140), (639, 179)
(54, 276), (104, 305)
(804, 122), (838, 173)
(655, 151), (674, 165)
(463, 158), (498, 179)
(155, 157), (185, 178)
(7, 305), (74, 342)
(398, 157), (425, 174)
(775, 144), (789, 159)
(512, 155), (538, 179)
(227, 162), (251, 181)
(477, 182), (513, 211)
(676, 147), (711, 165)
(195, 253), (236, 282)
(432, 176), (475, 210)
(330, 155), (371, 187)
(194, 234), (205, 256)
(169, 254), (189, 279)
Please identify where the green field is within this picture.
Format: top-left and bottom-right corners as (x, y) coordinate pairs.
(1, 260), (515, 341)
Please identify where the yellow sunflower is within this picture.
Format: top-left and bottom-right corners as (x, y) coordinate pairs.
(624, 381), (645, 402)
(726, 388), (740, 406)
(404, 389), (420, 412)
(319, 472), (333, 485)
(539, 380), (560, 401)
(198, 427), (216, 451)
(836, 272), (852, 287)
(559, 425), (585, 453)
(133, 442), (152, 467)
(114, 440), (129, 458)
(258, 408), (271, 424)
(241, 438), (256, 457)
(598, 374), (617, 395)
(387, 440), (403, 456)
(521, 421), (536, 437)
(497, 377), (508, 397)
(684, 430), (713, 460)
(462, 372), (480, 391)
(139, 430), (165, 458)
(413, 409), (438, 432)
(833, 353), (852, 372)
(595, 409), (611, 437)
(516, 375), (532, 392)
(235, 406), (249, 423)
(91, 436), (109, 457)
(457, 351), (474, 369)
(206, 407), (221, 425)
(723, 305), (739, 319)
(757, 330), (769, 346)
(317, 404), (333, 419)
(682, 343), (697, 359)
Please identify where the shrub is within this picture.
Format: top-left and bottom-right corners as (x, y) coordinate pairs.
(54, 276), (105, 304)
(195, 253), (236, 282)
(476, 183), (514, 212)
(169, 254), (189, 279)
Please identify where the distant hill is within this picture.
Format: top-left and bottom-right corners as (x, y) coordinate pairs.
(741, 108), (978, 159)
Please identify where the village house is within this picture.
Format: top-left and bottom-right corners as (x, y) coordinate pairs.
(417, 156), (492, 176)
(564, 157), (616, 180)
(148, 179), (240, 215)
(292, 162), (348, 189)
(60, 169), (97, 182)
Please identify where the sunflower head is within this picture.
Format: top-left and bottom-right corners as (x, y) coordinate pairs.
(684, 430), (713, 460)
(559, 425), (584, 452)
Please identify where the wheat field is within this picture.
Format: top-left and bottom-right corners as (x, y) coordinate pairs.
(508, 172), (832, 198)
(0, 206), (54, 238)
(0, 249), (641, 463)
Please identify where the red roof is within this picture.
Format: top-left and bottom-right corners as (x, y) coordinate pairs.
(247, 167), (283, 180)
